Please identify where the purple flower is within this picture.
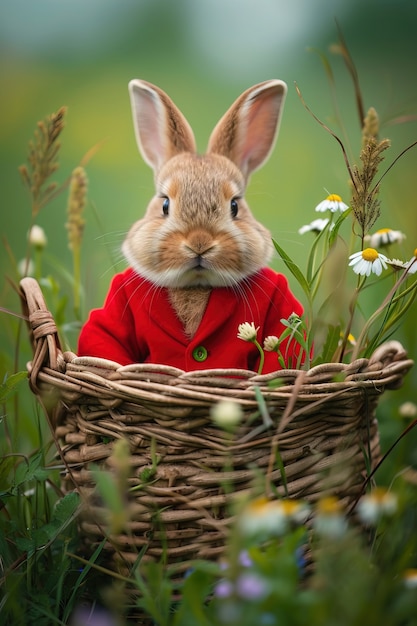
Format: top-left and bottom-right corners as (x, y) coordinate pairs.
(70, 606), (117, 626)
(239, 550), (253, 568)
(236, 572), (269, 600)
(214, 579), (234, 599)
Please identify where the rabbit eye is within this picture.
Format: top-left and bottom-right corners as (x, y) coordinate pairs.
(162, 197), (170, 216)
(230, 198), (239, 218)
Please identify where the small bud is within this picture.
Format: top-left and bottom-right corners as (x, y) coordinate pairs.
(263, 335), (280, 352)
(17, 258), (35, 277)
(211, 400), (243, 431)
(28, 225), (47, 249)
(287, 312), (302, 326)
(399, 401), (417, 419)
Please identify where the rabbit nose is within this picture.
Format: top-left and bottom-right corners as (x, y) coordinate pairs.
(185, 231), (215, 256)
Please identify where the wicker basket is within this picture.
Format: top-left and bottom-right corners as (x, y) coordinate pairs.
(20, 277), (414, 572)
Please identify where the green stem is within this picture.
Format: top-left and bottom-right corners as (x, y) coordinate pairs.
(338, 275), (364, 361)
(34, 248), (43, 281)
(72, 246), (81, 320)
(254, 339), (265, 374)
(351, 268), (412, 360)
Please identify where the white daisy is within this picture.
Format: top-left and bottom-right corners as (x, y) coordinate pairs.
(356, 488), (398, 525)
(313, 497), (347, 538)
(238, 497), (310, 538)
(348, 248), (389, 276)
(298, 218), (332, 235)
(403, 569), (417, 589)
(237, 322), (259, 342)
(315, 193), (349, 213)
(404, 248), (417, 274)
(366, 228), (406, 248)
(387, 258), (408, 271)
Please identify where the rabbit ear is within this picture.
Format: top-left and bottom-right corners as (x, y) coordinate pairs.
(207, 80), (287, 181)
(128, 79), (197, 173)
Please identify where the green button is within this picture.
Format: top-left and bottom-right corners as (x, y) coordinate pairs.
(192, 346), (208, 362)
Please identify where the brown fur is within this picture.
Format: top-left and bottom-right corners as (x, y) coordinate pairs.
(168, 287), (211, 337)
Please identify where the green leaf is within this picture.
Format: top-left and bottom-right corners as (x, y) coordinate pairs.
(0, 371), (28, 402)
(173, 568), (215, 626)
(272, 239), (311, 303)
(254, 386), (273, 429)
(90, 465), (124, 514)
(308, 46), (335, 84)
(13, 451), (46, 490)
(305, 220), (333, 285)
(315, 324), (341, 365)
(275, 445), (289, 497)
(135, 560), (174, 625)
(54, 295), (69, 328)
(53, 492), (80, 524)
(329, 206), (351, 248)
(0, 456), (17, 493)
(15, 493), (80, 557)
(16, 526), (51, 555)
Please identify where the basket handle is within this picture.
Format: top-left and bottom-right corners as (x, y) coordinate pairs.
(19, 277), (65, 391)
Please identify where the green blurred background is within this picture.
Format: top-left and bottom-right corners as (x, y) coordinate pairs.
(1, 0), (417, 455)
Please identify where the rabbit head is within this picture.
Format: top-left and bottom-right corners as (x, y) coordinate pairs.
(123, 79), (287, 289)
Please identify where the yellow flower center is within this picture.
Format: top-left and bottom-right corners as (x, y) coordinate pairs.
(280, 500), (301, 516)
(317, 496), (343, 515)
(413, 248), (417, 258)
(369, 487), (391, 503)
(376, 228), (392, 234)
(362, 247), (379, 262)
(247, 497), (269, 514)
(326, 194), (342, 202)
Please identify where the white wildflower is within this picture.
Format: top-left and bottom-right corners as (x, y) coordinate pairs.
(237, 322), (259, 342)
(356, 488), (398, 525)
(313, 497), (348, 538)
(403, 569), (417, 589)
(315, 193), (349, 213)
(348, 248), (389, 276)
(366, 228), (406, 248)
(298, 218), (332, 235)
(399, 401), (417, 418)
(404, 248), (417, 274)
(239, 497), (310, 538)
(263, 335), (280, 352)
(28, 225), (47, 249)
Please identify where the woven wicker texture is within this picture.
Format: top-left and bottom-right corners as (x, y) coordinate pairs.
(20, 276), (414, 570)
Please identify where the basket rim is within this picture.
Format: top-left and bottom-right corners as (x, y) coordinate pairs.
(19, 276), (414, 402)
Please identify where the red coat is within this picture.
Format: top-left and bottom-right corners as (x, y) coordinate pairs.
(77, 267), (303, 373)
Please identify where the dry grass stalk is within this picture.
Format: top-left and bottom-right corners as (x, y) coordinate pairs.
(19, 107), (67, 217)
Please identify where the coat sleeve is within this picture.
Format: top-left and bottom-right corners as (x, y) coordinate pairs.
(77, 273), (141, 365)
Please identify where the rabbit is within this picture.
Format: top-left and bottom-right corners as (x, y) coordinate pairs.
(77, 79), (303, 373)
